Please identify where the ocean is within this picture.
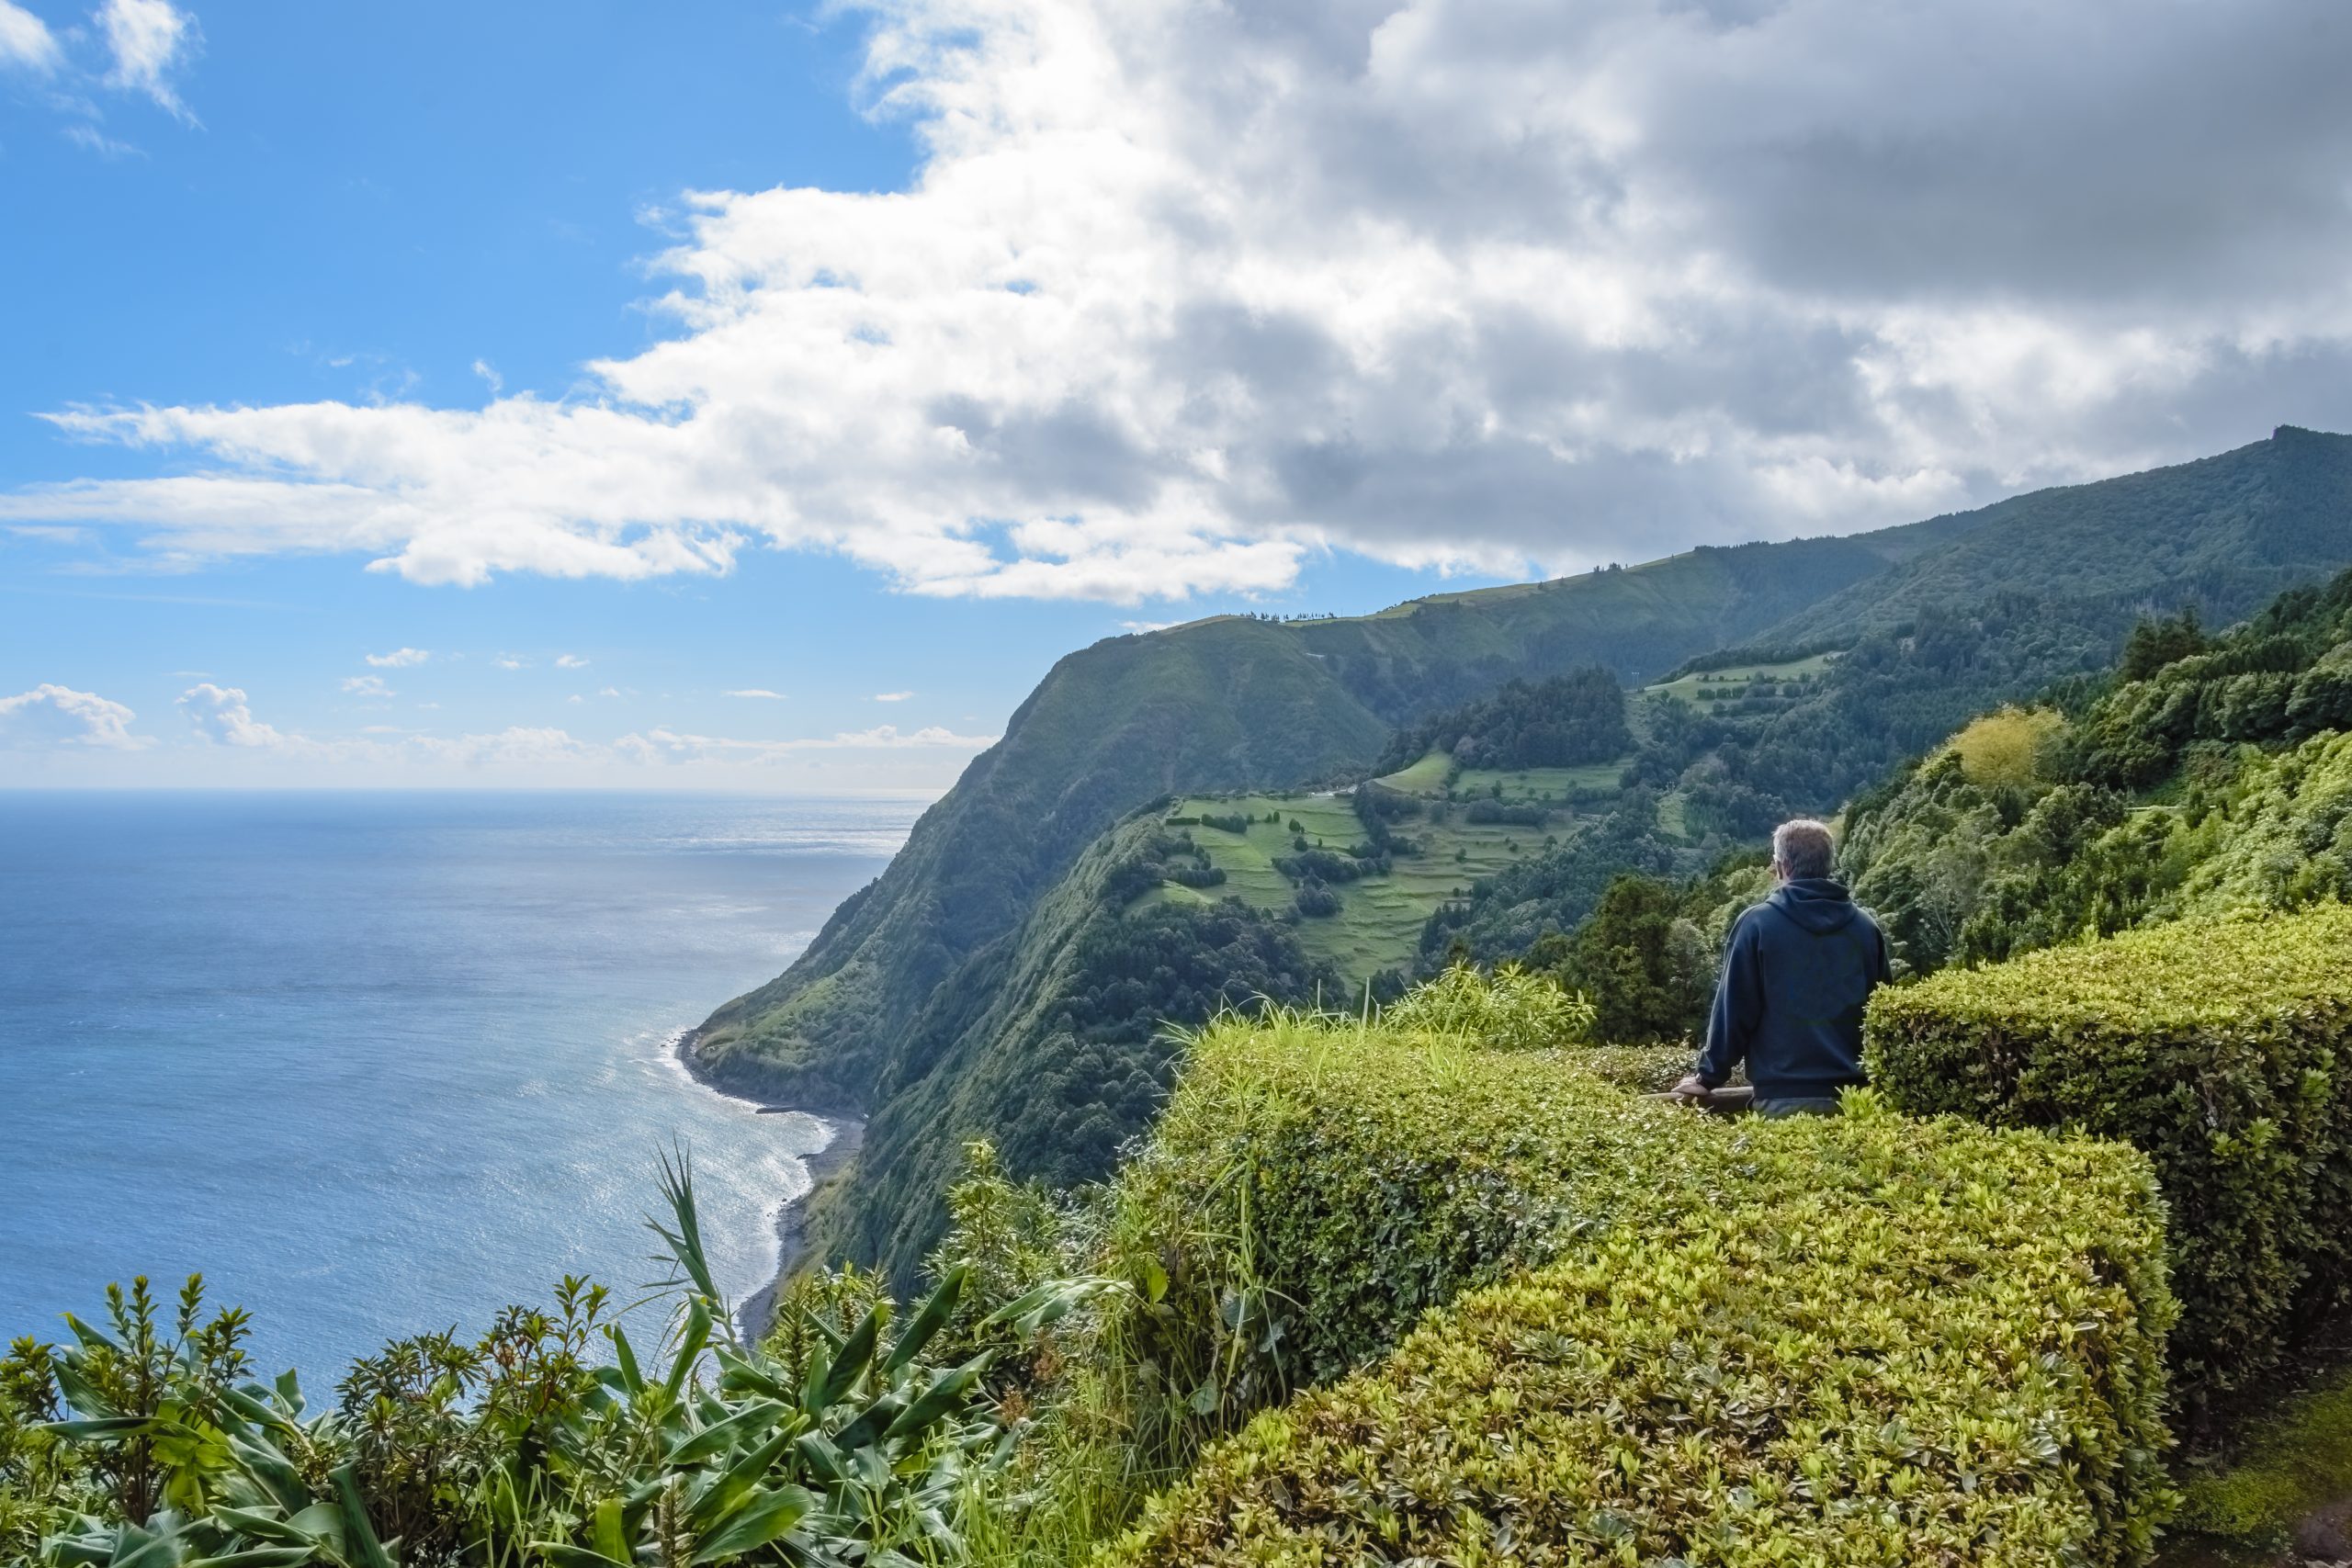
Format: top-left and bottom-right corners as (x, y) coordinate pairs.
(0, 790), (917, 1382)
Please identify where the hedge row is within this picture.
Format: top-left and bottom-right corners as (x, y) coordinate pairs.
(1867, 904), (2352, 1422)
(1099, 1021), (2176, 1562)
(1099, 1021), (1714, 1459)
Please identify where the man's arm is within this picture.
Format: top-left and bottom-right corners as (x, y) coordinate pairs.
(1693, 915), (1760, 1089)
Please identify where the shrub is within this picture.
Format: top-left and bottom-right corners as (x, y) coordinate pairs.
(1462, 798), (1549, 826)
(1291, 884), (1340, 918)
(1947, 704), (2065, 786)
(5, 1159), (1052, 1568)
(1271, 849), (1371, 885)
(1101, 1027), (2175, 1566)
(1379, 961), (1596, 1051)
(1866, 904), (2352, 1427)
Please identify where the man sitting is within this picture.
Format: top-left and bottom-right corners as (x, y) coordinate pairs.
(1673, 818), (1891, 1118)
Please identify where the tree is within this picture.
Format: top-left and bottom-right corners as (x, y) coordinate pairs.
(1530, 874), (1714, 1043)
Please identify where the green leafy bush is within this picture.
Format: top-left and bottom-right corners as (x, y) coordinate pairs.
(1100, 1027), (2175, 1566)
(1, 1158), (1062, 1568)
(1376, 961), (1596, 1050)
(1866, 904), (2352, 1426)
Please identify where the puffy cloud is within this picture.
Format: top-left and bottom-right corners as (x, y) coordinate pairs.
(97, 0), (198, 120)
(176, 682), (290, 749)
(554, 653), (589, 669)
(340, 674), (393, 699)
(873, 690), (913, 703)
(5, 0), (2349, 598)
(0, 3), (61, 73)
(494, 655), (526, 670)
(726, 688), (787, 699)
(365, 647), (430, 667)
(0, 683), (145, 749)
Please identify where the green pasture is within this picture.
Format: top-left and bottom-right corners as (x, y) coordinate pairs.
(1373, 749), (1455, 796)
(1159, 790), (1579, 980)
(1453, 759), (1626, 801)
(1643, 651), (1838, 706)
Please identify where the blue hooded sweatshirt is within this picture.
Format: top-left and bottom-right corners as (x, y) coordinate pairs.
(1695, 876), (1891, 1098)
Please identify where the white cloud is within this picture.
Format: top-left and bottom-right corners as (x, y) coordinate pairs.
(495, 654), (526, 670)
(97, 0), (198, 121)
(366, 646), (430, 667)
(413, 726), (594, 768)
(0, 683), (146, 749)
(0, 1), (60, 73)
(597, 685), (621, 698)
(555, 653), (588, 669)
(472, 359), (503, 394)
(726, 687), (787, 699)
(4, 0), (2350, 599)
(340, 673), (393, 699)
(177, 682), (290, 749)
(873, 690), (913, 702)
(62, 122), (141, 159)
(617, 722), (997, 763)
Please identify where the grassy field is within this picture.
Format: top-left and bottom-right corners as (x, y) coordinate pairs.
(1375, 751), (1630, 804)
(1643, 651), (1838, 706)
(1159, 787), (1585, 981)
(1374, 750), (1455, 796)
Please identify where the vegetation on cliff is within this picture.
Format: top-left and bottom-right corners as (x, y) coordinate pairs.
(716, 428), (2352, 1288)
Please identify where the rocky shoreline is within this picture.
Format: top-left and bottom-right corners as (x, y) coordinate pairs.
(672, 1026), (865, 1342)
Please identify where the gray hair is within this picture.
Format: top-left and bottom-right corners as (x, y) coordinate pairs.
(1772, 818), (1837, 880)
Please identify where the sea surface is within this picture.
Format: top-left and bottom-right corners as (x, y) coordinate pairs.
(0, 791), (918, 1381)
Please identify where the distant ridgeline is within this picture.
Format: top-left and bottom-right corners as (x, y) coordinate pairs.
(684, 424), (2352, 1285)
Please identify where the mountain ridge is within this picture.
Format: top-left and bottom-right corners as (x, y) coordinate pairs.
(685, 424), (2352, 1282)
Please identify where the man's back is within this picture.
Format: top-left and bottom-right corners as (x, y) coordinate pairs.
(1695, 875), (1890, 1103)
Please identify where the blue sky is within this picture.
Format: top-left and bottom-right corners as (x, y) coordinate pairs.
(0, 0), (1489, 788)
(5, 0), (2348, 788)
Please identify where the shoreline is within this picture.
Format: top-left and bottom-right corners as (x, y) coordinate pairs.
(670, 1026), (865, 1342)
(737, 1111), (864, 1341)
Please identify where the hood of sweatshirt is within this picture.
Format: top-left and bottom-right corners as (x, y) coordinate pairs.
(1767, 876), (1861, 935)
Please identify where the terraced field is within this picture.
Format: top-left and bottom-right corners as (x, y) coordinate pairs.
(1643, 651), (1838, 706)
(1374, 752), (1633, 803)
(1150, 785), (1590, 982)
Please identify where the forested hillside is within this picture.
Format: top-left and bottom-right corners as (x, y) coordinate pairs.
(698, 425), (2352, 1284)
(688, 507), (1982, 1112)
(1841, 570), (2352, 974)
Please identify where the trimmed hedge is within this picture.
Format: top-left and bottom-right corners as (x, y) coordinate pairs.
(1102, 1028), (2175, 1566)
(1867, 904), (2352, 1422)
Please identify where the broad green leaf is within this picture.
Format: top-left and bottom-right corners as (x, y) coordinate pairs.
(666, 1396), (788, 1466)
(664, 1295), (714, 1401)
(534, 1547), (635, 1568)
(880, 1268), (963, 1377)
(608, 1324), (644, 1394)
(686, 1427), (797, 1532)
(881, 1353), (990, 1443)
(811, 1308), (879, 1412)
(689, 1483), (815, 1562)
